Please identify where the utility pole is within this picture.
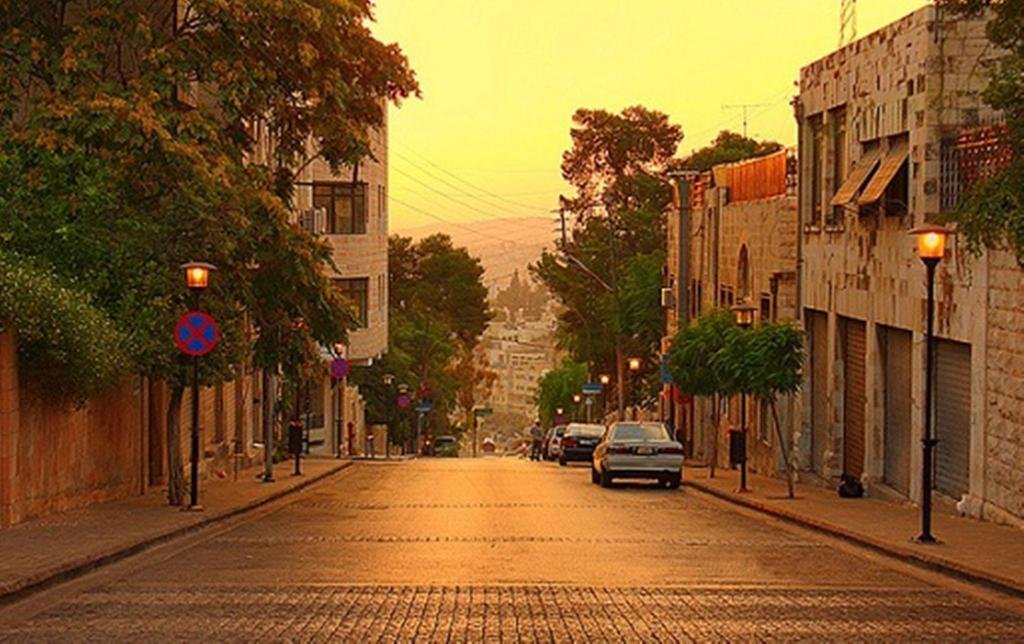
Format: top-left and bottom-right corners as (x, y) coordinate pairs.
(721, 103), (770, 138)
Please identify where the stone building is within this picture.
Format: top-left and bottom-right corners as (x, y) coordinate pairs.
(665, 150), (799, 474)
(796, 5), (1022, 525)
(292, 115), (390, 457)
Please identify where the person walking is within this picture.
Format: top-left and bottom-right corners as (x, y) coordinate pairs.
(529, 420), (544, 461)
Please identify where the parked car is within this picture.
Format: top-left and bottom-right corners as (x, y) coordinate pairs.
(545, 425), (567, 460)
(559, 423), (606, 465)
(591, 421), (683, 488)
(433, 435), (459, 457)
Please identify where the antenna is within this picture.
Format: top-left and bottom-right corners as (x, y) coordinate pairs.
(721, 104), (770, 138)
(840, 0), (857, 47)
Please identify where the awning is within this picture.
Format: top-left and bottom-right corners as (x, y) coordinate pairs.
(858, 141), (909, 206)
(830, 147), (883, 206)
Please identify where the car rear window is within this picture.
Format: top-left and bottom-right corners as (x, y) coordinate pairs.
(554, 426), (566, 437)
(567, 425), (605, 438)
(435, 437), (456, 446)
(611, 423), (669, 441)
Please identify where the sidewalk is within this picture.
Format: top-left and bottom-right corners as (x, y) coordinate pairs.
(685, 466), (1024, 597)
(0, 457), (352, 603)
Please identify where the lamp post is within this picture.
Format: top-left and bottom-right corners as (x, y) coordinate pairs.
(628, 357), (641, 420)
(911, 225), (950, 544)
(181, 261), (215, 511)
(732, 301), (756, 493)
(573, 393), (583, 422)
(599, 374), (611, 420)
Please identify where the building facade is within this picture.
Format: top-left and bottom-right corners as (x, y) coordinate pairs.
(797, 5), (1022, 525)
(665, 151), (799, 474)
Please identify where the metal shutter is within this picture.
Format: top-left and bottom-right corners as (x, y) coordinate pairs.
(843, 318), (867, 478)
(808, 310), (829, 475)
(934, 340), (971, 499)
(882, 327), (912, 495)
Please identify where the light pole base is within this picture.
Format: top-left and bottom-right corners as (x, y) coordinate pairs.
(913, 534), (939, 545)
(735, 487), (751, 494)
(184, 504), (205, 512)
(261, 476), (275, 484)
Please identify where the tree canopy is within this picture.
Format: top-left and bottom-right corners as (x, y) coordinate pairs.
(535, 360), (588, 427)
(675, 130), (783, 173)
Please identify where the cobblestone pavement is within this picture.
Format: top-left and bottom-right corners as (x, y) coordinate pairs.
(3, 459), (1023, 641)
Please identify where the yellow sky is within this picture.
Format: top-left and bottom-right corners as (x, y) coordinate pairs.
(374, 0), (928, 231)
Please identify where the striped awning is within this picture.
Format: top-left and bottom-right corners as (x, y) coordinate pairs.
(858, 141), (909, 205)
(830, 147), (883, 206)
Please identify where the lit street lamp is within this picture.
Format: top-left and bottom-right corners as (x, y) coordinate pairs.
(628, 357), (641, 420)
(573, 393), (582, 422)
(732, 300), (757, 493)
(912, 225), (950, 544)
(181, 261), (215, 511)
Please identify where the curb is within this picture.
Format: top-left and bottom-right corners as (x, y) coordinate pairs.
(0, 460), (353, 606)
(685, 478), (1024, 600)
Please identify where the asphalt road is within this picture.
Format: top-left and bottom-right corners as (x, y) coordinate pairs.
(2, 458), (1023, 641)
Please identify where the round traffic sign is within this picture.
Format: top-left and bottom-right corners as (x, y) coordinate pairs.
(330, 357), (350, 380)
(174, 311), (220, 357)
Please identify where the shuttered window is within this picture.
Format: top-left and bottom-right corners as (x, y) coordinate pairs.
(934, 340), (971, 499)
(842, 318), (866, 478)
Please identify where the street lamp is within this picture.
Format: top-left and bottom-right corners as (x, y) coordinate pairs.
(181, 262), (216, 511)
(911, 225), (950, 544)
(732, 301), (757, 493)
(573, 393), (583, 422)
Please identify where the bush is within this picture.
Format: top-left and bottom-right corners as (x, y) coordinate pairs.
(0, 252), (130, 404)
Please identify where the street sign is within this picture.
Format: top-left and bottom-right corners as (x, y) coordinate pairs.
(584, 397), (595, 406)
(174, 311), (220, 357)
(474, 407), (493, 417)
(582, 383), (603, 395)
(330, 356), (350, 380)
(396, 393), (412, 410)
(660, 354), (672, 385)
(415, 400), (433, 413)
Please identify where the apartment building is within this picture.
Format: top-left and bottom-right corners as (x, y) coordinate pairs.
(293, 116), (390, 457)
(797, 5), (1022, 525)
(665, 151), (799, 472)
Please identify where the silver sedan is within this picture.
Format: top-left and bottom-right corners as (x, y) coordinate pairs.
(591, 422), (684, 489)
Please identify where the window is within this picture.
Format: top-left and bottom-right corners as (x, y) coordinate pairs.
(690, 279), (703, 319)
(809, 114), (824, 226)
(828, 108), (847, 226)
(738, 246), (751, 301)
(335, 278), (369, 327)
(760, 294), (772, 323)
(719, 285), (735, 308)
(313, 182), (367, 234)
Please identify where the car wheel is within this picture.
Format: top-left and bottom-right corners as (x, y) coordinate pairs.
(559, 457), (567, 466)
(668, 473), (681, 489)
(591, 467), (599, 484)
(599, 468), (613, 488)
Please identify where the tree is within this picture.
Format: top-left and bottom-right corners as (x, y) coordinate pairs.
(667, 310), (736, 476)
(533, 106), (681, 418)
(0, 1), (418, 504)
(535, 361), (588, 427)
(675, 130), (783, 173)
(937, 2), (1024, 262)
(451, 343), (498, 451)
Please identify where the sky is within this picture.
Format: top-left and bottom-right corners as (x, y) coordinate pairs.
(374, 0), (929, 231)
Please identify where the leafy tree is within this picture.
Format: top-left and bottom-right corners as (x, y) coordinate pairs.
(535, 360), (588, 427)
(937, 1), (1024, 262)
(533, 106), (681, 419)
(675, 130), (783, 173)
(667, 310), (736, 476)
(0, 0), (417, 504)
(451, 343), (498, 451)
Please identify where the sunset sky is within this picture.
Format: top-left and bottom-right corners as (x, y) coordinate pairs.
(374, 0), (928, 231)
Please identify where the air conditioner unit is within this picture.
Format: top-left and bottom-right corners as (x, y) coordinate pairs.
(660, 287), (675, 309)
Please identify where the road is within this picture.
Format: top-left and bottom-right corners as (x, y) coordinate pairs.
(2, 458), (1023, 641)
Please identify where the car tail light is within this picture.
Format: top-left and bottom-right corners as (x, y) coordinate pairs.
(608, 445), (631, 454)
(563, 436), (577, 448)
(659, 446), (684, 455)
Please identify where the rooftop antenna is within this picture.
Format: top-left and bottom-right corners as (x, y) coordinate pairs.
(840, 0), (857, 47)
(721, 104), (770, 138)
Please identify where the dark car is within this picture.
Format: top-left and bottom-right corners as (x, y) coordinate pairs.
(433, 435), (459, 457)
(559, 423), (606, 465)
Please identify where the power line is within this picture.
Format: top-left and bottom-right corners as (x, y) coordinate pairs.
(388, 194), (524, 245)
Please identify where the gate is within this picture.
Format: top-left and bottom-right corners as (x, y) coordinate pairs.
(842, 318), (866, 478)
(934, 340), (971, 499)
(808, 310), (829, 475)
(881, 327), (912, 495)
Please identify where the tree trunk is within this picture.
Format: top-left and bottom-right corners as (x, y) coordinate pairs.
(707, 394), (718, 478)
(768, 397), (796, 499)
(165, 384), (186, 506)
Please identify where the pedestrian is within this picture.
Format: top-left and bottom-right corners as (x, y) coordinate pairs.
(529, 420), (544, 461)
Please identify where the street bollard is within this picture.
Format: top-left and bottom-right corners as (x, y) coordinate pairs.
(288, 420), (303, 476)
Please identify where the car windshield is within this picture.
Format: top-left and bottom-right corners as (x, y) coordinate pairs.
(435, 437), (456, 446)
(567, 424), (605, 437)
(611, 423), (669, 441)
